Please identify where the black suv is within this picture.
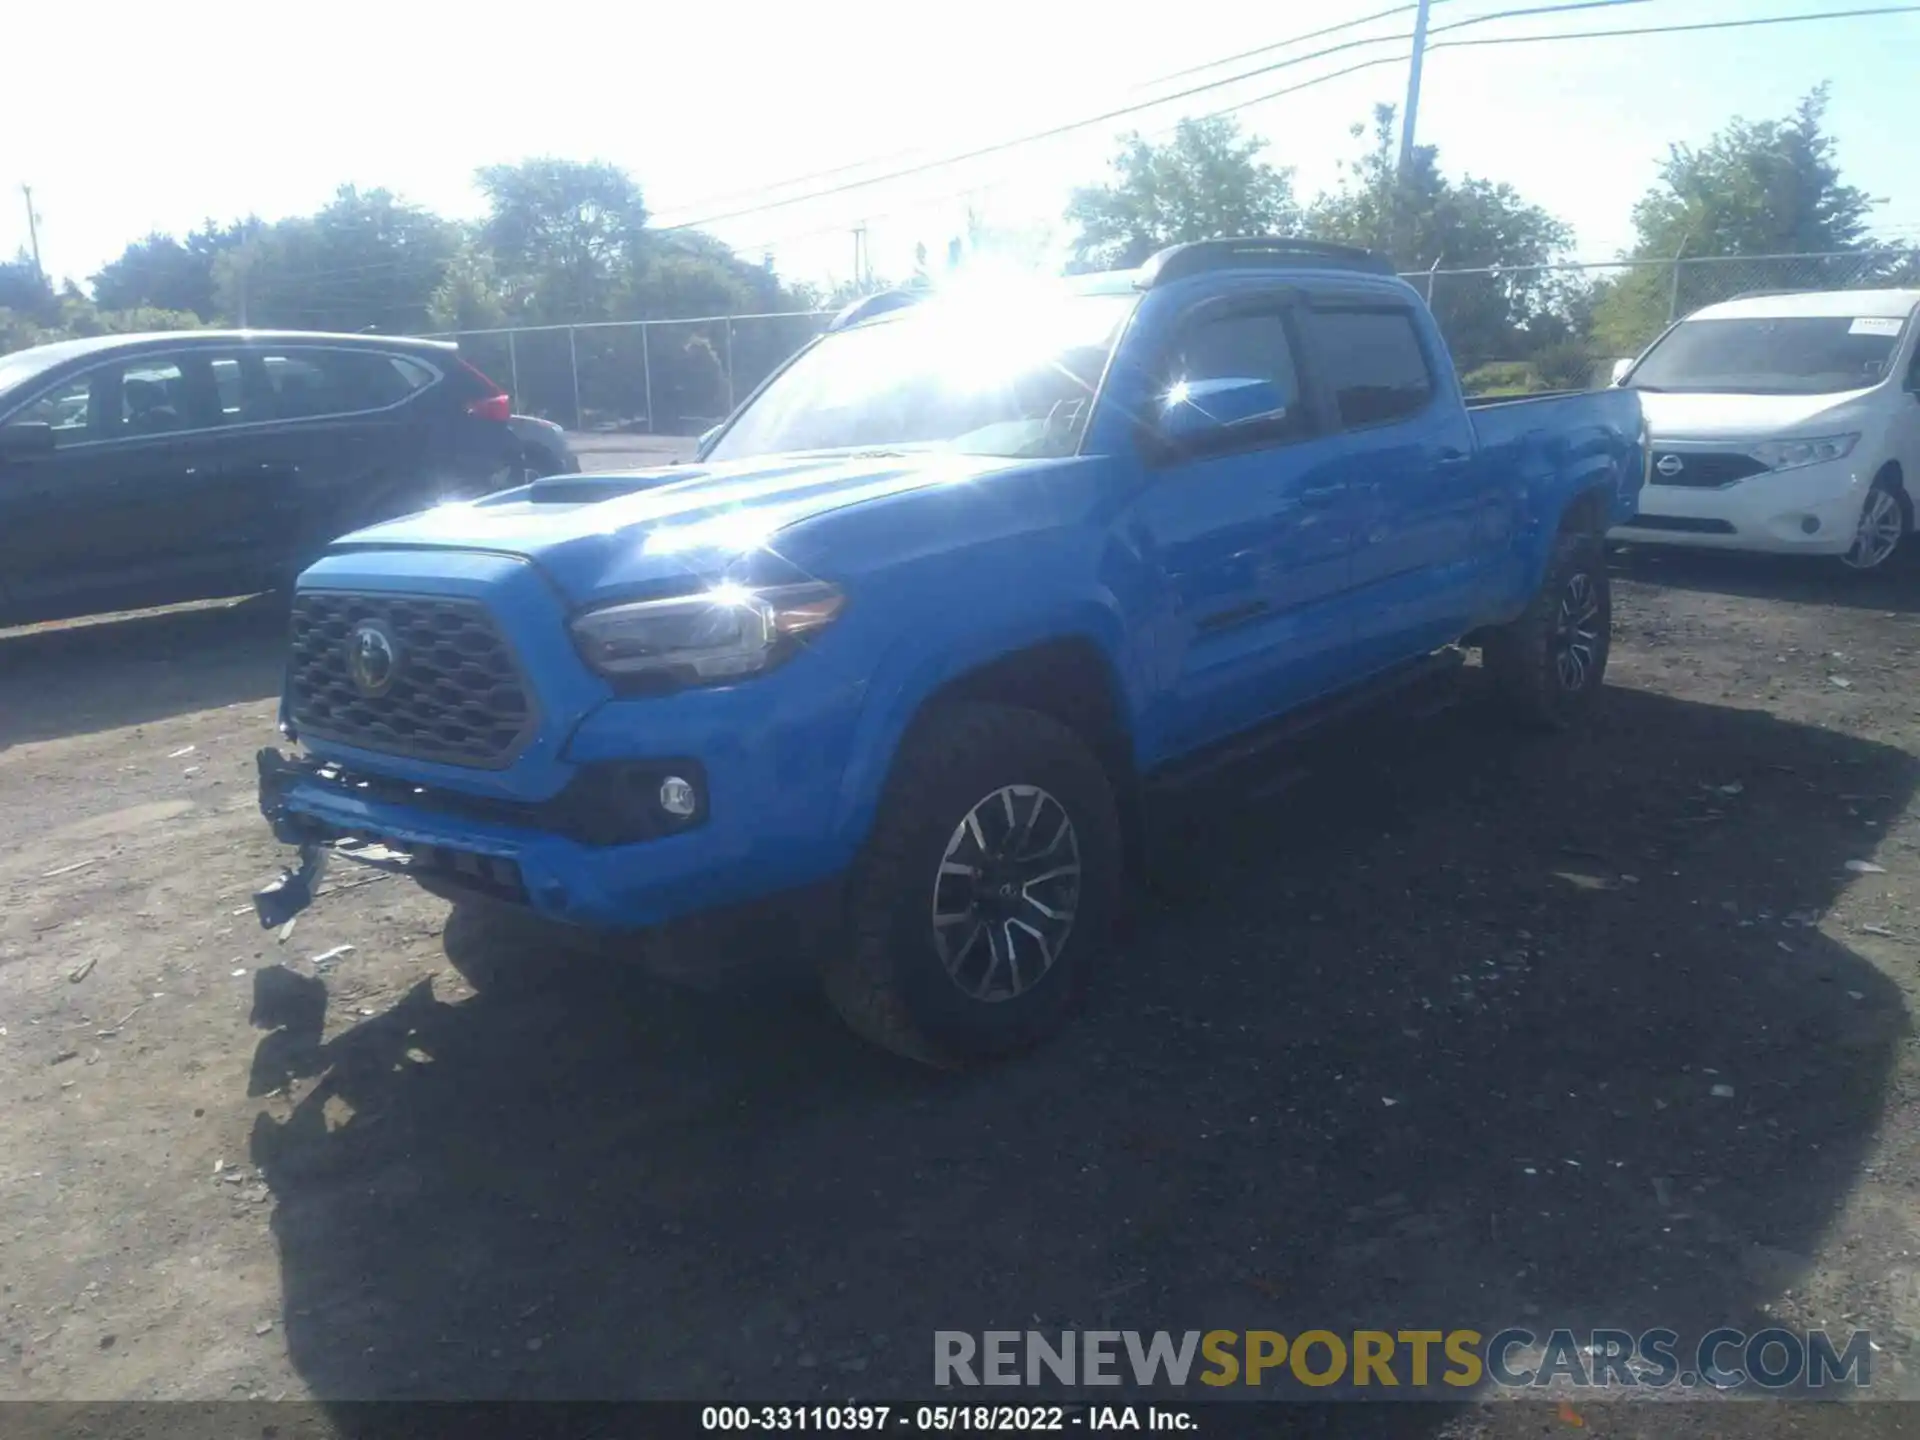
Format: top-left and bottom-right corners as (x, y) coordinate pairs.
(0, 330), (523, 627)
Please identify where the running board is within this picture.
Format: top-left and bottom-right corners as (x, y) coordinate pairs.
(1144, 648), (1466, 799)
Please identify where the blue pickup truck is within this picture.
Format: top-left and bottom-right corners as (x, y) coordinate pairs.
(254, 238), (1646, 1064)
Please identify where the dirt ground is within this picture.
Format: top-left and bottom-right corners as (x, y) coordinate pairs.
(8, 542), (1920, 1435)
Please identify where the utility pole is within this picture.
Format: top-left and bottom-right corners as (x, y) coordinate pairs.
(21, 184), (43, 282)
(1398, 0), (1433, 176)
(852, 223), (869, 288)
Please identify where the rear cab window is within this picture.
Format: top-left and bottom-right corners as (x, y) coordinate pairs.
(1306, 308), (1437, 428)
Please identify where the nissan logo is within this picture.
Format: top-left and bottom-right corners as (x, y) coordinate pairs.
(347, 621), (401, 697)
(1655, 454), (1685, 478)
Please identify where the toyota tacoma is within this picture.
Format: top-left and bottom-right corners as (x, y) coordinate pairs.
(253, 237), (1646, 1065)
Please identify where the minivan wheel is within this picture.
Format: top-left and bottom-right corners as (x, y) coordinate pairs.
(1841, 475), (1908, 573)
(822, 703), (1122, 1066)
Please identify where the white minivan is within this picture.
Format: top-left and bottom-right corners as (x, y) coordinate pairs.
(1610, 288), (1920, 572)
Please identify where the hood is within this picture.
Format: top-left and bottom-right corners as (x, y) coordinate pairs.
(336, 448), (1030, 602)
(1635, 386), (1878, 441)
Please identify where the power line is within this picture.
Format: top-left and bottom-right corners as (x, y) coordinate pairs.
(650, 2), (1463, 229)
(705, 1), (1919, 242)
(1430, 1), (1920, 49)
(730, 2), (1920, 268)
(660, 0), (1670, 234)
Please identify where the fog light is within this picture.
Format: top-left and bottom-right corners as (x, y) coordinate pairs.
(658, 776), (699, 817)
(1801, 516), (1821, 535)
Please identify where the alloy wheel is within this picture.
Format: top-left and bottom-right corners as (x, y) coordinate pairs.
(930, 784), (1082, 1003)
(1553, 572), (1602, 692)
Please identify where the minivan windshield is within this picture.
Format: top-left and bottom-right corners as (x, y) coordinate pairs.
(1624, 314), (1909, 395)
(707, 290), (1137, 463)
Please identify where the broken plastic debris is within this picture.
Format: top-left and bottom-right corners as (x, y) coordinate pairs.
(1381, 1097), (1399, 1107)
(1716, 782), (1744, 797)
(1830, 676), (1854, 689)
(168, 746), (196, 759)
(1845, 860), (1887, 874)
(231, 969), (247, 978)
(310, 945), (355, 966)
(1711, 1084), (1736, 1098)
(277, 919), (297, 943)
(1848, 991), (1866, 1002)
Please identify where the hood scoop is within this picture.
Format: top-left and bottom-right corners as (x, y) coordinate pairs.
(519, 469), (701, 504)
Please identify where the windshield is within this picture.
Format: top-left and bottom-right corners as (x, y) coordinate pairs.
(707, 290), (1137, 463)
(1626, 314), (1908, 395)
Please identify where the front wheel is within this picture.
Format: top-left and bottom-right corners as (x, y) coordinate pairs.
(1840, 475), (1909, 573)
(1482, 527), (1612, 730)
(821, 703), (1122, 1066)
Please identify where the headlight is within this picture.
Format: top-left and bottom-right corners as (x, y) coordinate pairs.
(569, 582), (845, 683)
(1749, 433), (1860, 473)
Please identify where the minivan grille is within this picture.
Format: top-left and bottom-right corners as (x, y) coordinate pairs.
(1650, 451), (1768, 488)
(287, 593), (534, 768)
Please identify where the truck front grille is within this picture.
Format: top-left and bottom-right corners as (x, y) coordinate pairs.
(287, 592), (535, 768)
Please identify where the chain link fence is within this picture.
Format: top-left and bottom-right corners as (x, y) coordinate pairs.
(441, 310), (835, 436)
(434, 248), (1920, 431)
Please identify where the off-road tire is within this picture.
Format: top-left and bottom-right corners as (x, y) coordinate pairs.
(821, 703), (1122, 1067)
(1482, 525), (1611, 730)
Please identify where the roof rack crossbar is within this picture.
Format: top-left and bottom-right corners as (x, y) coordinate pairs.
(1135, 236), (1397, 288)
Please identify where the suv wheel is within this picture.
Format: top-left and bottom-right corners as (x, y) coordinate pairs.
(1482, 525), (1612, 730)
(822, 703), (1122, 1066)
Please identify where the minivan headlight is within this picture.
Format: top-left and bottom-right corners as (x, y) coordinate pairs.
(569, 582), (845, 683)
(1749, 433), (1860, 473)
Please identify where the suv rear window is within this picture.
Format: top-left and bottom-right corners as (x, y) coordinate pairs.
(256, 349), (437, 419)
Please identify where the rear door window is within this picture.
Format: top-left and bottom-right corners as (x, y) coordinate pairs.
(1307, 308), (1436, 429)
(250, 349), (438, 421)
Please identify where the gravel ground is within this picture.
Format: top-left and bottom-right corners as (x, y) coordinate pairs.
(5, 546), (1920, 1436)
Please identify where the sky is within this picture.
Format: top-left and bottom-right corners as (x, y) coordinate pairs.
(3, 0), (1917, 303)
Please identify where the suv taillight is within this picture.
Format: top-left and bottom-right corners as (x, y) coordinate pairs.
(458, 359), (511, 422)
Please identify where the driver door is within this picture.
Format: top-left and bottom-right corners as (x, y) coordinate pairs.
(1124, 294), (1358, 756)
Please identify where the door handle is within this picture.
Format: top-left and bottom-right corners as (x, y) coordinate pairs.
(1436, 451), (1471, 468)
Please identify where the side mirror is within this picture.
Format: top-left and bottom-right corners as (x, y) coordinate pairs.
(0, 422), (57, 462)
(1609, 358), (1635, 387)
(1158, 377), (1292, 451)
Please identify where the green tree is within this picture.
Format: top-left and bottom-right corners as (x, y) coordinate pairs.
(213, 186), (459, 333)
(0, 253), (57, 325)
(90, 220), (259, 320)
(1066, 117), (1299, 271)
(1592, 85), (1878, 354)
(478, 158), (649, 322)
(1307, 105), (1572, 369)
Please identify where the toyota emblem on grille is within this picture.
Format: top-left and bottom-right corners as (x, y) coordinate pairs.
(347, 621), (401, 697)
(1655, 454), (1685, 478)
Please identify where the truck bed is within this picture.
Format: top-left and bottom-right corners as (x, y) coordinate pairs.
(1466, 386), (1645, 531)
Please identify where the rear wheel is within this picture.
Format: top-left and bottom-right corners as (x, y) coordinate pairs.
(1482, 525), (1611, 730)
(821, 703), (1122, 1066)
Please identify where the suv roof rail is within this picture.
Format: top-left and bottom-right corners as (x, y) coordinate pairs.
(1136, 236), (1397, 288)
(826, 289), (923, 332)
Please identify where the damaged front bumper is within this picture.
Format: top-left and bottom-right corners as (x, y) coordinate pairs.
(251, 747), (528, 930)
